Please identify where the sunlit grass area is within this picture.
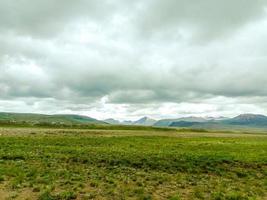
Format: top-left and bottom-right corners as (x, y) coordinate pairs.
(0, 127), (266, 200)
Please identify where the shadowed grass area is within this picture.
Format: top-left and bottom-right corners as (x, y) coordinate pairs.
(0, 128), (266, 199)
(0, 120), (175, 132)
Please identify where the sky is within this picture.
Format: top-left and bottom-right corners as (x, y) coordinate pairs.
(0, 0), (267, 120)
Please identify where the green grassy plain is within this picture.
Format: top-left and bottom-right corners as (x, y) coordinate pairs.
(0, 127), (266, 200)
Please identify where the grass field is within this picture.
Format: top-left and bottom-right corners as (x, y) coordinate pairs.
(0, 127), (266, 200)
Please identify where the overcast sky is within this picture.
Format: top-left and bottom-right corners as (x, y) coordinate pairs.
(0, 0), (267, 120)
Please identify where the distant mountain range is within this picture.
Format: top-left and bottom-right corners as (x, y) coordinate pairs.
(1, 112), (267, 130)
(106, 114), (267, 129)
(104, 116), (156, 126)
(225, 114), (267, 126)
(167, 114), (267, 129)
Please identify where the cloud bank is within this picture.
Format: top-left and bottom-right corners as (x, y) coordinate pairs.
(0, 0), (267, 120)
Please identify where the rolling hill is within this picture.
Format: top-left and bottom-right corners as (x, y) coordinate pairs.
(169, 121), (201, 127)
(103, 118), (121, 125)
(154, 117), (208, 127)
(0, 112), (105, 125)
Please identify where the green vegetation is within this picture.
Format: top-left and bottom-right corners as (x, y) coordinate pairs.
(0, 127), (266, 199)
(0, 112), (105, 125)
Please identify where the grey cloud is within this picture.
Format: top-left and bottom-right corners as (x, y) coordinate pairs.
(0, 0), (117, 37)
(136, 0), (267, 41)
